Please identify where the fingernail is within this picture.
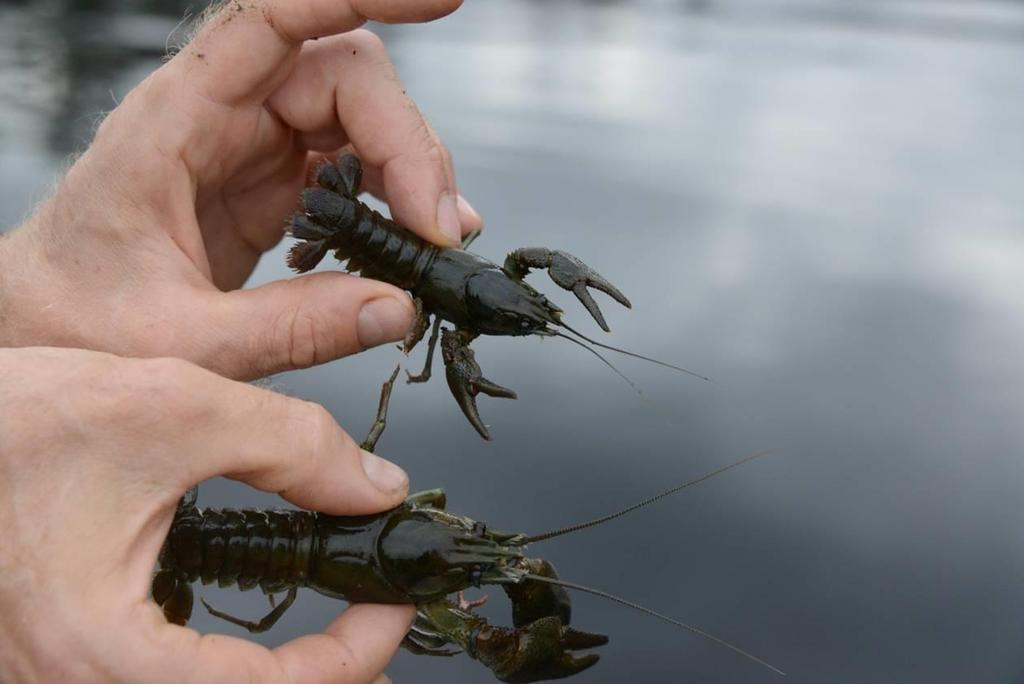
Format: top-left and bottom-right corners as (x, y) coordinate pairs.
(436, 191), (461, 245)
(456, 193), (483, 231)
(360, 449), (409, 495)
(358, 297), (412, 348)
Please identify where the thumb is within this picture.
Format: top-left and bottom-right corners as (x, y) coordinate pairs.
(199, 272), (414, 380)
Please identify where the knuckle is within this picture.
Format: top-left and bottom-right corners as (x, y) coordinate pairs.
(294, 400), (345, 460)
(107, 357), (200, 422)
(435, 139), (454, 170)
(414, 120), (453, 172)
(272, 302), (334, 371)
(415, 130), (450, 171)
(279, 400), (359, 490)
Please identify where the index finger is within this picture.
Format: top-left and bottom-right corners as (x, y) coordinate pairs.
(152, 357), (408, 516)
(172, 0), (464, 105)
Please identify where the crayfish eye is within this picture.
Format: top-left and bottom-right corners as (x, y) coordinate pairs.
(472, 521), (487, 536)
(469, 564), (483, 587)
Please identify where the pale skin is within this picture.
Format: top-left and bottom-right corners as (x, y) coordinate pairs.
(0, 0), (483, 682)
(0, 348), (412, 684)
(0, 0), (481, 378)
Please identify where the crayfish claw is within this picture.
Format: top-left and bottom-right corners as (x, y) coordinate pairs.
(404, 613), (463, 657)
(412, 598), (607, 683)
(441, 328), (516, 441)
(475, 376), (518, 399)
(477, 616), (608, 683)
(572, 282), (611, 333)
(553, 652), (602, 680)
(506, 248), (631, 332)
(549, 251), (631, 332)
(562, 627), (610, 650)
(577, 264), (631, 310)
(505, 558), (572, 628)
(450, 377), (493, 441)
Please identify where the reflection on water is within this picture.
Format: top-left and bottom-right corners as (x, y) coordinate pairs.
(4, 1), (1024, 681)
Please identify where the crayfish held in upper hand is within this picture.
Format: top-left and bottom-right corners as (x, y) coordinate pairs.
(286, 154), (706, 440)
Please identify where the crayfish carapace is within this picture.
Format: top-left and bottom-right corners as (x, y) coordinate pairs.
(286, 154), (708, 440)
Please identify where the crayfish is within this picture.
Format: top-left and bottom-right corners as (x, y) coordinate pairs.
(153, 374), (781, 682)
(286, 154), (706, 440)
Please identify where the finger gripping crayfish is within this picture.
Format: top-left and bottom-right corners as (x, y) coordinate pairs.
(286, 154), (704, 440)
(153, 454), (782, 680)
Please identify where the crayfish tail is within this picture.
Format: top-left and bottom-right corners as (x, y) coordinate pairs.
(287, 212), (340, 272)
(152, 568), (194, 626)
(287, 239), (328, 273)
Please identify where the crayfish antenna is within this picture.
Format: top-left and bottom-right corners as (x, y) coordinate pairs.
(550, 331), (641, 395)
(524, 450), (775, 543)
(557, 320), (712, 383)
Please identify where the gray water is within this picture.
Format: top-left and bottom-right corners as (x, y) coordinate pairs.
(4, 1), (1024, 681)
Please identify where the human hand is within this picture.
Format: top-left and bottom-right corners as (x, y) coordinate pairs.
(0, 0), (482, 380)
(0, 347), (414, 684)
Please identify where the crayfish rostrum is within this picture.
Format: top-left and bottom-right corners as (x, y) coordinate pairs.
(286, 154), (706, 440)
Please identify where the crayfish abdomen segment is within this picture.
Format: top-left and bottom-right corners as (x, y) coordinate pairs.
(159, 507), (316, 595)
(288, 160), (440, 291)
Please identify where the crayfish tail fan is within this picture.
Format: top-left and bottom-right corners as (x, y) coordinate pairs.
(287, 239), (328, 273)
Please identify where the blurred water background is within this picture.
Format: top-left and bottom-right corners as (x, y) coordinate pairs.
(4, 0), (1024, 681)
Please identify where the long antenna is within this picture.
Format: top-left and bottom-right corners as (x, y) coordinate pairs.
(550, 331), (641, 395)
(557, 321), (712, 383)
(523, 574), (785, 676)
(525, 450), (774, 544)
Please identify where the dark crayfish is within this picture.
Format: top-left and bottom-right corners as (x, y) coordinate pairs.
(153, 465), (781, 681)
(153, 376), (781, 681)
(286, 154), (707, 440)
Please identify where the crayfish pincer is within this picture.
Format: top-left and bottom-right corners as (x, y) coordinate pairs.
(286, 153), (706, 440)
(153, 460), (782, 681)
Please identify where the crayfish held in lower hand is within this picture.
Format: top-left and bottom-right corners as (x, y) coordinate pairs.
(153, 376), (781, 682)
(286, 154), (706, 440)
(154, 471), (780, 682)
